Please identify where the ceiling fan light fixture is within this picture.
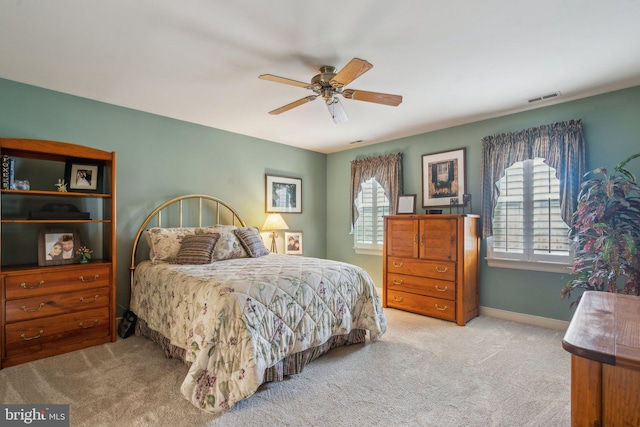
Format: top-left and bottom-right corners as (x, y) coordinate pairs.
(326, 97), (348, 124)
(259, 58), (401, 123)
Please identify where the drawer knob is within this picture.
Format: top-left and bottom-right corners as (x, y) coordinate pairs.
(435, 266), (448, 273)
(79, 319), (99, 329)
(20, 281), (45, 289)
(392, 261), (404, 268)
(20, 303), (45, 312)
(393, 279), (403, 285)
(435, 304), (448, 311)
(79, 275), (100, 283)
(435, 285), (448, 292)
(392, 295), (404, 302)
(21, 330), (44, 341)
(80, 295), (100, 303)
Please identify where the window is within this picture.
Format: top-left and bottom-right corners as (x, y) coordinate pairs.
(487, 158), (572, 272)
(353, 178), (389, 253)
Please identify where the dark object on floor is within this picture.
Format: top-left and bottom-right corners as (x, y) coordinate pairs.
(118, 310), (137, 339)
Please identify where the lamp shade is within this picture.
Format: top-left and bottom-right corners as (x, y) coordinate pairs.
(262, 213), (289, 231)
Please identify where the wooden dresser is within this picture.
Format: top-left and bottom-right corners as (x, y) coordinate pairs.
(1, 138), (116, 369)
(562, 291), (640, 426)
(382, 214), (480, 326)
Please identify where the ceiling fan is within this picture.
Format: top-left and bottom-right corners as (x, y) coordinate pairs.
(259, 58), (402, 123)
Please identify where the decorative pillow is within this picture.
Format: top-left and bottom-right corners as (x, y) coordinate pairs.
(146, 227), (198, 263)
(198, 226), (248, 260)
(173, 234), (220, 264)
(234, 227), (270, 258)
(143, 230), (155, 261)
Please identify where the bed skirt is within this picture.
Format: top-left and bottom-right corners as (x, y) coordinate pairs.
(135, 318), (366, 382)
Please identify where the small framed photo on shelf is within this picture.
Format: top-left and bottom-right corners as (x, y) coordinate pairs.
(396, 194), (417, 214)
(265, 174), (302, 214)
(422, 147), (466, 208)
(38, 229), (81, 266)
(64, 160), (103, 193)
(284, 231), (303, 255)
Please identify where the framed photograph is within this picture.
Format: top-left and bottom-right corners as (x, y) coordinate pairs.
(265, 174), (302, 214)
(38, 229), (80, 266)
(284, 231), (303, 255)
(422, 148), (466, 208)
(397, 194), (417, 214)
(65, 160), (103, 192)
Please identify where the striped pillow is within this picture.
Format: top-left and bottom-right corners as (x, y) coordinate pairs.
(173, 234), (220, 264)
(234, 227), (270, 258)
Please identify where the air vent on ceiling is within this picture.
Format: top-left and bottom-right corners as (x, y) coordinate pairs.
(527, 91), (562, 104)
(349, 140), (364, 145)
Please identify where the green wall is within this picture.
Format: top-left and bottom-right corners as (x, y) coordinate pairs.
(0, 78), (327, 313)
(2, 77), (638, 322)
(327, 85), (640, 322)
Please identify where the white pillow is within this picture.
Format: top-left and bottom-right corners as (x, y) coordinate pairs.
(145, 227), (198, 263)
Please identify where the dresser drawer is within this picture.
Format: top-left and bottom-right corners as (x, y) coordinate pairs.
(387, 257), (455, 281)
(4, 307), (110, 357)
(387, 289), (455, 321)
(4, 265), (110, 299)
(387, 273), (455, 301)
(5, 286), (110, 323)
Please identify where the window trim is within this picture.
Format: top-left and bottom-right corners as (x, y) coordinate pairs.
(354, 247), (383, 256)
(485, 236), (573, 273)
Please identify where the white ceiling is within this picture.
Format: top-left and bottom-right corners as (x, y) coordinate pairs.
(1, 1), (639, 154)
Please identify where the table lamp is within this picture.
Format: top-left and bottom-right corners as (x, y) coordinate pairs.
(262, 213), (289, 253)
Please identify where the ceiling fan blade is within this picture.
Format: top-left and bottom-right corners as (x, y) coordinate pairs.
(259, 74), (313, 89)
(342, 89), (402, 106)
(268, 95), (318, 115)
(325, 97), (348, 123)
(330, 58), (373, 88)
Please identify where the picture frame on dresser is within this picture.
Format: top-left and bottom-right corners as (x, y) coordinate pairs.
(37, 228), (80, 266)
(421, 148), (466, 208)
(284, 231), (303, 255)
(397, 194), (417, 214)
(64, 160), (103, 192)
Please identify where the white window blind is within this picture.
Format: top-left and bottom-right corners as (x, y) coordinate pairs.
(488, 158), (571, 270)
(354, 178), (389, 251)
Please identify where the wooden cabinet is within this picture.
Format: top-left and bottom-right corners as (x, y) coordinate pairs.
(1, 138), (116, 368)
(383, 214), (480, 326)
(562, 291), (640, 426)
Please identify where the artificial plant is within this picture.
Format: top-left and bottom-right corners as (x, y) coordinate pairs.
(561, 152), (640, 306)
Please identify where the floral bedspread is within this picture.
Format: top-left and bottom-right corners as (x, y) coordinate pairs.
(130, 254), (386, 413)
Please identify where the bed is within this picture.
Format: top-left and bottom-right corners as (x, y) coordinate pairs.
(129, 194), (386, 413)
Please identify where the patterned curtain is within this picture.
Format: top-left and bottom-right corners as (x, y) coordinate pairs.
(350, 153), (403, 231)
(480, 119), (586, 239)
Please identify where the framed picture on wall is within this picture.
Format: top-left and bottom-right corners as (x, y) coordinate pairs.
(421, 148), (466, 208)
(284, 231), (303, 255)
(265, 174), (302, 213)
(38, 228), (80, 266)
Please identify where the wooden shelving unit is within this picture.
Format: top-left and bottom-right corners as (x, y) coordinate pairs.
(0, 138), (116, 368)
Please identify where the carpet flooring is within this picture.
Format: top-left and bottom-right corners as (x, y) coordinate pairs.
(0, 308), (571, 426)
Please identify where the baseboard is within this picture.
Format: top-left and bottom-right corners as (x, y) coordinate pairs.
(480, 306), (570, 331)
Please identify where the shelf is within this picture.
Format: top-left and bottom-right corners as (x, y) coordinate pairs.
(1, 189), (111, 198)
(1, 137), (117, 369)
(1, 260), (112, 274)
(1, 219), (111, 224)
